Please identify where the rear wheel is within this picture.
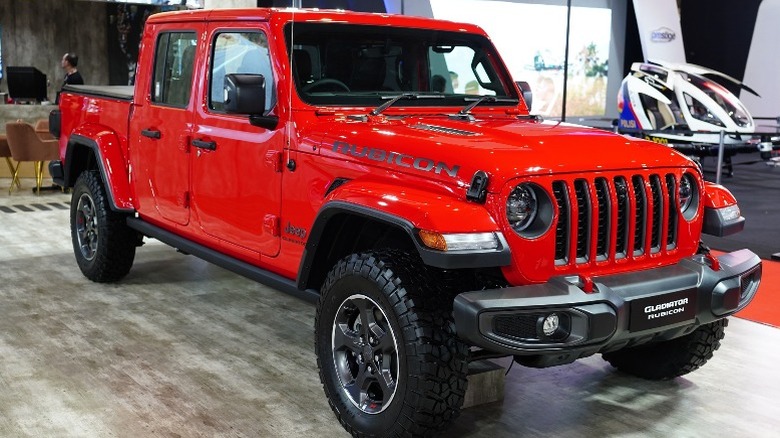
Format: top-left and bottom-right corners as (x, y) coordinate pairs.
(602, 319), (728, 380)
(71, 170), (138, 282)
(315, 250), (468, 437)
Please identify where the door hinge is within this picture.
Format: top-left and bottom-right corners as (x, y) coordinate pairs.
(265, 151), (283, 173)
(264, 214), (280, 237)
(177, 191), (190, 208)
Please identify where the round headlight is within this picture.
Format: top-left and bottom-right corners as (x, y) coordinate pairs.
(679, 173), (695, 212)
(507, 183), (538, 232)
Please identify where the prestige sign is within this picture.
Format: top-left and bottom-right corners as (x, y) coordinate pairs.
(651, 27), (677, 43)
(629, 290), (697, 332)
(632, 0), (686, 63)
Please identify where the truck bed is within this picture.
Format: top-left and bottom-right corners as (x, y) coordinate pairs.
(58, 86), (134, 173)
(62, 85), (134, 101)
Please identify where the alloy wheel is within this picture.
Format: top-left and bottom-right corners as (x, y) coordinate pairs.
(331, 293), (399, 414)
(75, 193), (98, 261)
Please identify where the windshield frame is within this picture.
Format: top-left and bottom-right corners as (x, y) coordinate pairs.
(284, 22), (519, 109)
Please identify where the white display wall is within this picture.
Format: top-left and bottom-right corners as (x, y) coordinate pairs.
(387, 0), (626, 120)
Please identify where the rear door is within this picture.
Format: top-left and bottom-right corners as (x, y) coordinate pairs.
(130, 24), (203, 226)
(191, 23), (283, 257)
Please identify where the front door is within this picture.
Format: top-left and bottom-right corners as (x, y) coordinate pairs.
(130, 26), (202, 226)
(191, 25), (283, 257)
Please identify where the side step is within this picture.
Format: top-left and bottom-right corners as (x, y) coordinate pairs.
(127, 217), (319, 303)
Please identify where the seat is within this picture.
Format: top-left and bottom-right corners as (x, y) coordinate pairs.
(5, 121), (59, 194)
(34, 119), (54, 140)
(350, 55), (387, 91)
(293, 49), (313, 85)
(646, 109), (663, 130)
(431, 75), (447, 93)
(164, 45), (196, 107)
(657, 102), (677, 128)
(0, 134), (21, 191)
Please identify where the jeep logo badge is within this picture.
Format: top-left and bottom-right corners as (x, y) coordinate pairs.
(284, 222), (307, 240)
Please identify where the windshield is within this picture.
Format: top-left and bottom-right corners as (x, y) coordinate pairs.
(682, 72), (752, 127)
(285, 23), (517, 107)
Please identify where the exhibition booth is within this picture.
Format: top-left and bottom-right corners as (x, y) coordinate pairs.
(0, 1), (778, 437)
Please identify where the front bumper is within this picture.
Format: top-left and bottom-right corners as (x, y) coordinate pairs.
(454, 249), (761, 365)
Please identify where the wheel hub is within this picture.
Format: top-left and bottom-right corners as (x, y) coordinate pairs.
(332, 293), (399, 415)
(75, 193), (98, 261)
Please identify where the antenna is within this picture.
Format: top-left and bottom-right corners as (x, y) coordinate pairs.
(286, 0), (297, 170)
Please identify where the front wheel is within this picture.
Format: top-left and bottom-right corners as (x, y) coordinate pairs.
(602, 319), (728, 380)
(315, 250), (468, 437)
(70, 170), (138, 282)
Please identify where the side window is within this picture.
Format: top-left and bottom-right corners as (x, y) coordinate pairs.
(210, 31), (274, 112)
(151, 32), (197, 107)
(683, 93), (725, 127)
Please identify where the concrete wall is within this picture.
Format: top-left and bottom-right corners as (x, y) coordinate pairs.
(0, 0), (108, 102)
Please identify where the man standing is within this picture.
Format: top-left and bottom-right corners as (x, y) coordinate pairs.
(61, 53), (84, 86)
(57, 53), (83, 103)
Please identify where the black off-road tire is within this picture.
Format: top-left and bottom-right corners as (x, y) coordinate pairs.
(315, 250), (468, 437)
(70, 170), (138, 282)
(602, 319), (728, 380)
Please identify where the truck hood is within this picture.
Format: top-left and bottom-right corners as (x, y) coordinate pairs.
(317, 114), (694, 192)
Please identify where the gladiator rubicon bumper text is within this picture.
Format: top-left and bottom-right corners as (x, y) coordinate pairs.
(453, 249), (761, 357)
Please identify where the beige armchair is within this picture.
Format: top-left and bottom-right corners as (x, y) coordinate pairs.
(5, 121), (59, 194)
(0, 134), (21, 191)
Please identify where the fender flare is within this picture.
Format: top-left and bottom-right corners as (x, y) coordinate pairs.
(296, 182), (510, 290)
(701, 182), (744, 236)
(65, 130), (134, 212)
(702, 181), (737, 209)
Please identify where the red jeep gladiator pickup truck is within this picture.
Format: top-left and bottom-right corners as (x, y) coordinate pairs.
(50, 7), (761, 437)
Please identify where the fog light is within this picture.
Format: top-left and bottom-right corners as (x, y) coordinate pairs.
(537, 312), (571, 341)
(542, 313), (559, 337)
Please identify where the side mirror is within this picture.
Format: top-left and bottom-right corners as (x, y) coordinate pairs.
(516, 81), (533, 111)
(224, 73), (278, 129)
(225, 73), (266, 115)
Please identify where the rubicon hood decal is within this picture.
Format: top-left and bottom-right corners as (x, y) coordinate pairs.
(332, 140), (461, 178)
(316, 115), (696, 188)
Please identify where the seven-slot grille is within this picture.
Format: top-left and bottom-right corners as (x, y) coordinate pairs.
(553, 173), (680, 266)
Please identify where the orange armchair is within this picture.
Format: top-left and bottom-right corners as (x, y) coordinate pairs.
(34, 119), (55, 140)
(0, 134), (21, 190)
(5, 121), (59, 194)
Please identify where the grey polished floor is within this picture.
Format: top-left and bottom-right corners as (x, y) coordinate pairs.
(0, 181), (778, 437)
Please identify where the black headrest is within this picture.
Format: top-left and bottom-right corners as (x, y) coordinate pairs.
(293, 49), (312, 83)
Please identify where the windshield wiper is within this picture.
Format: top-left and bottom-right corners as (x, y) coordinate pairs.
(370, 93), (445, 116)
(458, 96), (519, 116)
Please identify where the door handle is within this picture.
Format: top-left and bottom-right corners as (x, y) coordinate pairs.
(141, 129), (161, 139)
(192, 139), (217, 151)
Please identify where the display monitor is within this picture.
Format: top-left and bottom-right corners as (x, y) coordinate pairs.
(6, 66), (48, 102)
